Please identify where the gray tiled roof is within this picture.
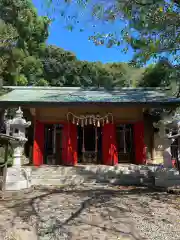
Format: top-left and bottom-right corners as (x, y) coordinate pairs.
(0, 86), (179, 106)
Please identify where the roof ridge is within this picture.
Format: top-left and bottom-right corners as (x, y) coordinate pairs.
(3, 86), (170, 91)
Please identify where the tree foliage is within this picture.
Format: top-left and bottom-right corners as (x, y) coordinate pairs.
(48, 0), (179, 65)
(0, 0), (49, 86)
(0, 0), (172, 89)
(0, 0), (136, 88)
(138, 60), (172, 87)
(42, 0), (180, 89)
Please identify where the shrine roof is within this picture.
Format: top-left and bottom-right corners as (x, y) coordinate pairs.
(0, 86), (179, 107)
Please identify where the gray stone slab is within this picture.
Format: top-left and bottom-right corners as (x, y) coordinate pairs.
(155, 177), (180, 188)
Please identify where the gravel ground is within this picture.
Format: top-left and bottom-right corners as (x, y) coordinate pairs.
(0, 184), (180, 240)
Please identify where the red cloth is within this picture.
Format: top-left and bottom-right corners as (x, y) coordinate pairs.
(133, 121), (146, 164)
(33, 121), (44, 166)
(102, 123), (118, 165)
(62, 123), (77, 165)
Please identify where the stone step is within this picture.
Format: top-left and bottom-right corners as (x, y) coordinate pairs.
(31, 167), (152, 175)
(31, 172), (152, 178)
(28, 164), (159, 187)
(31, 178), (96, 186)
(31, 175), (95, 180)
(29, 165), (145, 173)
(31, 170), (154, 177)
(155, 178), (180, 188)
(31, 175), (154, 186)
(31, 177), (152, 186)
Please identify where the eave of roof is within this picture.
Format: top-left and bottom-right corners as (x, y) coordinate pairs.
(0, 86), (179, 107)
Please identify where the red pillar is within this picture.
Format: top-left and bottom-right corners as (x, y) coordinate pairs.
(33, 120), (44, 166)
(102, 123), (118, 165)
(62, 122), (77, 165)
(133, 121), (146, 164)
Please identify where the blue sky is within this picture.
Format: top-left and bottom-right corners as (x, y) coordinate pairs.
(33, 0), (134, 63)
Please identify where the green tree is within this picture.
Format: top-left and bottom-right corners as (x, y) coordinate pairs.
(0, 0), (144, 88)
(138, 60), (172, 87)
(0, 19), (18, 86)
(0, 0), (50, 86)
(43, 0), (180, 89)
(41, 44), (128, 88)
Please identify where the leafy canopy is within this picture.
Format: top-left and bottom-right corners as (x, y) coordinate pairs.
(0, 0), (173, 89)
(43, 0), (180, 66)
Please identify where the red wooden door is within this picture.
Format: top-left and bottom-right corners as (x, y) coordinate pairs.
(62, 122), (77, 165)
(33, 121), (44, 166)
(102, 123), (118, 165)
(133, 121), (146, 164)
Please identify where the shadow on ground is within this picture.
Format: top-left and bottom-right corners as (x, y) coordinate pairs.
(0, 185), (180, 239)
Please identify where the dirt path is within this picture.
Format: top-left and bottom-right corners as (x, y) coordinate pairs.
(1, 185), (180, 240)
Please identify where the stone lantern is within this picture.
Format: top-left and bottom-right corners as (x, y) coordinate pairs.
(153, 114), (180, 188)
(153, 113), (180, 168)
(5, 107), (31, 190)
(8, 107), (31, 166)
(153, 115), (174, 168)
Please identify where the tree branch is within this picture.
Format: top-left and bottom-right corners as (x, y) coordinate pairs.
(134, 0), (180, 6)
(154, 46), (180, 54)
(134, 0), (156, 6)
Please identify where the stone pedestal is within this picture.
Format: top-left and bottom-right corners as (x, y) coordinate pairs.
(163, 139), (173, 168)
(5, 166), (32, 190)
(12, 141), (25, 166)
(5, 140), (32, 190)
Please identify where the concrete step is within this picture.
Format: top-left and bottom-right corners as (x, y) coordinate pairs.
(27, 164), (160, 187)
(31, 167), (152, 176)
(31, 178), (96, 186)
(31, 174), (154, 186)
(155, 178), (180, 188)
(31, 176), (154, 186)
(31, 173), (152, 180)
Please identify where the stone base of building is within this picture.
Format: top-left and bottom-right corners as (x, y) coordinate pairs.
(5, 164), (180, 189)
(5, 166), (32, 191)
(154, 168), (180, 188)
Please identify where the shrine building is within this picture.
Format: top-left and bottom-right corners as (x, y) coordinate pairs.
(0, 86), (179, 166)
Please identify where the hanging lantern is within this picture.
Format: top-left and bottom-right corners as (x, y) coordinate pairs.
(102, 119), (104, 126)
(97, 120), (100, 127)
(72, 117), (75, 124)
(93, 117), (96, 126)
(85, 118), (88, 125)
(106, 117), (109, 124)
